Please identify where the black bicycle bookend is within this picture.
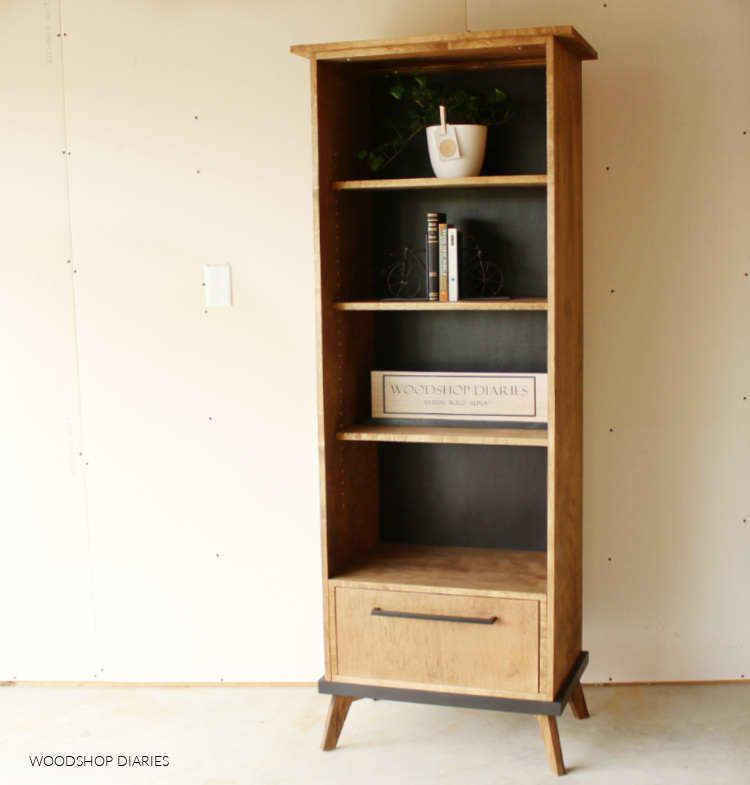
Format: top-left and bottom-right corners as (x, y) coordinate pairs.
(382, 246), (427, 300)
(381, 241), (504, 300)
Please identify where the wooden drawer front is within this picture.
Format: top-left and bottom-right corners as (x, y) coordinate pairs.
(334, 588), (540, 694)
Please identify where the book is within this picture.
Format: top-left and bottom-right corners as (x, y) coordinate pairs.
(447, 226), (461, 301)
(438, 221), (450, 301)
(426, 212), (445, 302)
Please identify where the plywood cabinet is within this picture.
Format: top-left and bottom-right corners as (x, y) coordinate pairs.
(292, 26), (596, 775)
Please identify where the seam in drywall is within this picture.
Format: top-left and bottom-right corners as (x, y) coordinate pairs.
(55, 0), (102, 678)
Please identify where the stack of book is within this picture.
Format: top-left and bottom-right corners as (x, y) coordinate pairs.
(426, 212), (461, 302)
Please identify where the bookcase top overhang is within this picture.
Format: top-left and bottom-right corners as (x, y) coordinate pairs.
(291, 26), (597, 65)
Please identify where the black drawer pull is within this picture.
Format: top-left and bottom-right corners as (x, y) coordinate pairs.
(371, 608), (497, 625)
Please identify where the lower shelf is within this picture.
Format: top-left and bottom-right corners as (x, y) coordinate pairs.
(329, 543), (547, 599)
(319, 651), (589, 718)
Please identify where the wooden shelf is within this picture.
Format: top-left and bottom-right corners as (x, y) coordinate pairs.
(337, 424), (548, 447)
(332, 174), (547, 191)
(330, 543), (547, 599)
(291, 26), (598, 64)
(334, 297), (548, 312)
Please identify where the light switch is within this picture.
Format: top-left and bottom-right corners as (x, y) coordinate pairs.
(205, 265), (232, 307)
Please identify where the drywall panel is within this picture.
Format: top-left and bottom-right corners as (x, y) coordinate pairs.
(469, 0), (750, 682)
(8, 0), (745, 686)
(59, 0), (467, 681)
(0, 1), (96, 678)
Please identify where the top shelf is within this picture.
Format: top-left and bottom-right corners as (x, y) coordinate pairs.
(332, 174), (547, 191)
(291, 26), (598, 64)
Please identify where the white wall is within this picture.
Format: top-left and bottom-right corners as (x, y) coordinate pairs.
(467, 0), (750, 682)
(0, 0), (747, 684)
(0, 0), (467, 683)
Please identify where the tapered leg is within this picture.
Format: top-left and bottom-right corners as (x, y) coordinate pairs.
(569, 683), (590, 720)
(535, 715), (566, 776)
(321, 695), (358, 751)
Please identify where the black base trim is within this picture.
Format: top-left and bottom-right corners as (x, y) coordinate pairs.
(318, 651), (588, 718)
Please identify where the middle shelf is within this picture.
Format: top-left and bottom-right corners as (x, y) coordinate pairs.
(334, 297), (548, 312)
(337, 424), (548, 447)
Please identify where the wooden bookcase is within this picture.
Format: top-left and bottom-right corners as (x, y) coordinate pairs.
(292, 27), (597, 775)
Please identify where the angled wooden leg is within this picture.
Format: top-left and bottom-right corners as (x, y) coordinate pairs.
(535, 715), (566, 776)
(569, 683), (589, 720)
(321, 695), (358, 751)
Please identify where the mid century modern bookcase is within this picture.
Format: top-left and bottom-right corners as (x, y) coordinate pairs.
(292, 27), (597, 775)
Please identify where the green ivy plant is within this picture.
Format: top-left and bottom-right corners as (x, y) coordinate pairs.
(359, 72), (517, 173)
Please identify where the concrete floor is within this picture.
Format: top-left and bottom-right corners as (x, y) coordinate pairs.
(1, 683), (748, 784)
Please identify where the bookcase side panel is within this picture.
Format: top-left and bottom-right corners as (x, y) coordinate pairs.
(545, 37), (585, 700)
(314, 62), (380, 612)
(308, 58), (334, 677)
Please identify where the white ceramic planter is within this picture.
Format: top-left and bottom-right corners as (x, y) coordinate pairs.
(426, 124), (488, 178)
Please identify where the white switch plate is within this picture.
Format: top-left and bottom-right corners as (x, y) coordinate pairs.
(205, 265), (232, 307)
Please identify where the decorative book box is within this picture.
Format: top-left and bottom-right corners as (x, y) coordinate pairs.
(371, 371), (548, 422)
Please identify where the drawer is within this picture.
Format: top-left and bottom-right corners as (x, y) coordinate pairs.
(333, 587), (540, 694)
